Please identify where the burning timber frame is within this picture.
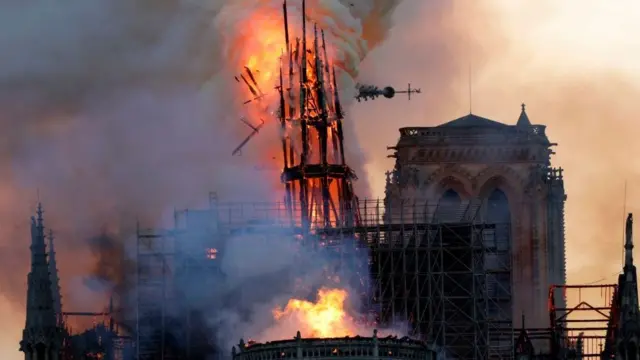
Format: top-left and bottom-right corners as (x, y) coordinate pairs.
(234, 0), (360, 231)
(135, 197), (513, 360)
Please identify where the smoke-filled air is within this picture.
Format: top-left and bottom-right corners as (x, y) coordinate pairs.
(1, 0), (639, 359)
(0, 0), (402, 358)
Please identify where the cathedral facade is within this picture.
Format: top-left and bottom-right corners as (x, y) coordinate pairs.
(384, 104), (567, 331)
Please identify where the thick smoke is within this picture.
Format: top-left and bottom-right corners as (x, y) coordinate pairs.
(0, 0), (407, 358)
(350, 0), (640, 329)
(8, 0), (635, 359)
(203, 232), (380, 349)
(212, 0), (404, 196)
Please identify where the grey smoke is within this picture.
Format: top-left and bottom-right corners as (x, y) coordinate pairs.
(0, 0), (424, 356)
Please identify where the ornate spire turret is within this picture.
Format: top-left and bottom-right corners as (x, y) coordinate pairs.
(20, 203), (63, 360)
(615, 213), (640, 360)
(48, 230), (62, 325)
(517, 103), (532, 127)
(626, 214), (635, 269)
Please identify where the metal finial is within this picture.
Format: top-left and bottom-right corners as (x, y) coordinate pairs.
(626, 213), (634, 267)
(521, 103), (526, 112)
(36, 202), (44, 227)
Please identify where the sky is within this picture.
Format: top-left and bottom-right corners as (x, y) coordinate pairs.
(350, 0), (640, 283)
(2, 0), (640, 358)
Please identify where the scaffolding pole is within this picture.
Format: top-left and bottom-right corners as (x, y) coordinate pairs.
(134, 199), (514, 359)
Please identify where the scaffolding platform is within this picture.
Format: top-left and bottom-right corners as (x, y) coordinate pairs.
(135, 199), (514, 360)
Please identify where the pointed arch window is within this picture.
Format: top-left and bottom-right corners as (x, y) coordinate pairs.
(435, 189), (462, 223)
(486, 188), (511, 224)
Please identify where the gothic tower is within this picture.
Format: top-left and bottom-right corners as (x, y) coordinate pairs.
(48, 230), (62, 326)
(20, 203), (63, 360)
(384, 104), (567, 332)
(613, 214), (640, 360)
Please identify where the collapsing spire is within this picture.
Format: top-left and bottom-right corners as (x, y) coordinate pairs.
(276, 0), (360, 230)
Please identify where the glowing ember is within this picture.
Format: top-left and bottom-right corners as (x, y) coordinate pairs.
(206, 248), (218, 259)
(273, 288), (357, 338)
(231, 7), (290, 119)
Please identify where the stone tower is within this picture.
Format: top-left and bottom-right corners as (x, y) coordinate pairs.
(384, 104), (567, 331)
(48, 230), (62, 326)
(20, 203), (63, 360)
(614, 214), (640, 360)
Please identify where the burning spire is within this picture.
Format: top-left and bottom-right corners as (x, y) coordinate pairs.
(232, 0), (361, 229)
(277, 0), (360, 229)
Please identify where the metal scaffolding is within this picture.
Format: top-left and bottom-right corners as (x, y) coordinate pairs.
(549, 284), (617, 359)
(135, 197), (513, 360)
(377, 199), (513, 360)
(135, 226), (175, 360)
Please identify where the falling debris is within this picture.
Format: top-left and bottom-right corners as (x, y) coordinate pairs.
(232, 118), (265, 156)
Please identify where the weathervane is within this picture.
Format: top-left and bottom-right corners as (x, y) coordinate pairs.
(354, 83), (421, 102)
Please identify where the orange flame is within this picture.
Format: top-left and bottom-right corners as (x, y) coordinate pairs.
(273, 288), (358, 338)
(229, 5), (347, 221)
(235, 9), (287, 113)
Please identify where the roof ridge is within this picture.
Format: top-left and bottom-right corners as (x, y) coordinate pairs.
(437, 113), (507, 128)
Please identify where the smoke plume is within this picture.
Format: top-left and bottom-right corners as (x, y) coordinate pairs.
(349, 0), (640, 328)
(0, 0), (406, 358)
(4, 0), (635, 359)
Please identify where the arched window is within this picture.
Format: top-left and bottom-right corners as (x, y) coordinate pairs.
(483, 188), (512, 314)
(486, 188), (510, 224)
(435, 189), (462, 223)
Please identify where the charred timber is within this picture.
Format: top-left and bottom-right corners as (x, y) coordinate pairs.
(277, 0), (360, 229)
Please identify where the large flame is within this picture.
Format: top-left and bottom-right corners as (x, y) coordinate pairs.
(214, 0), (404, 139)
(213, 0), (404, 213)
(272, 288), (359, 338)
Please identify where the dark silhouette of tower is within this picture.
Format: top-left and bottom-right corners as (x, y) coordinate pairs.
(20, 203), (64, 360)
(48, 230), (62, 326)
(605, 214), (640, 360)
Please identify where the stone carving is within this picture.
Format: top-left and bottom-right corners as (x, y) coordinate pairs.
(473, 164), (527, 193)
(424, 164), (474, 188)
(409, 145), (539, 163)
